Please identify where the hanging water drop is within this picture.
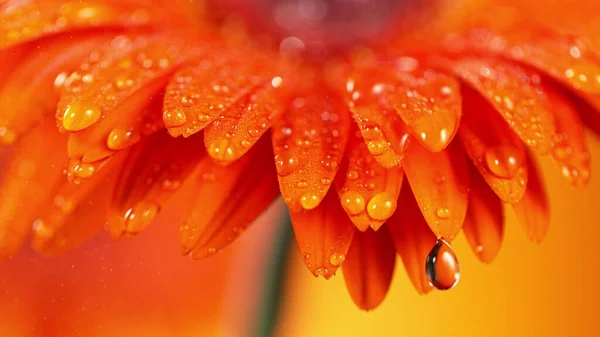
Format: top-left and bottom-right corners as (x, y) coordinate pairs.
(425, 238), (460, 290)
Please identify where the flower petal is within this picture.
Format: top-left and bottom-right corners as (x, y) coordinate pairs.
(512, 153), (550, 243)
(57, 34), (203, 174)
(387, 182), (436, 295)
(443, 57), (557, 154)
(403, 140), (469, 240)
(342, 227), (396, 310)
(203, 82), (284, 163)
(31, 155), (125, 256)
(0, 33), (115, 144)
(289, 189), (356, 279)
(180, 138), (280, 259)
(0, 0), (159, 49)
(0, 121), (66, 257)
(162, 53), (275, 138)
(462, 166), (504, 263)
(108, 131), (205, 239)
(346, 66), (410, 167)
(272, 90), (350, 211)
(545, 85), (591, 186)
(335, 128), (404, 231)
(388, 68), (462, 152)
(458, 87), (528, 203)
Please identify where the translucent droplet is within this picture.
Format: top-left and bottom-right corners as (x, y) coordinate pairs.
(62, 101), (102, 131)
(163, 109), (187, 127)
(208, 139), (236, 162)
(436, 207), (451, 219)
(329, 253), (345, 266)
(275, 152), (299, 176)
(341, 191), (366, 216)
(124, 201), (159, 234)
(366, 192), (396, 221)
(425, 238), (460, 290)
(484, 146), (523, 179)
(299, 193), (320, 210)
(106, 128), (140, 150)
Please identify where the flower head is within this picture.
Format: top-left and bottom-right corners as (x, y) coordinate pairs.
(0, 0), (598, 310)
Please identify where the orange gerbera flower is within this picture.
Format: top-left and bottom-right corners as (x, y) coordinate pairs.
(0, 0), (598, 310)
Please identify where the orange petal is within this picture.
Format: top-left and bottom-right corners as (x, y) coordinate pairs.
(442, 57), (557, 154)
(0, 33), (115, 144)
(108, 131), (206, 239)
(0, 0), (162, 49)
(346, 66), (410, 167)
(462, 166), (504, 263)
(203, 82), (285, 163)
(180, 138), (280, 259)
(289, 189), (356, 279)
(335, 128), (404, 231)
(458, 87), (528, 203)
(545, 85), (591, 186)
(56, 34), (203, 171)
(388, 68), (462, 152)
(403, 140), (469, 240)
(272, 90), (350, 211)
(512, 153), (550, 243)
(387, 183), (436, 295)
(342, 227), (396, 310)
(31, 154), (125, 256)
(0, 121), (66, 257)
(162, 53), (275, 138)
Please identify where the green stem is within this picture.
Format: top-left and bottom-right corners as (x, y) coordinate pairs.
(252, 213), (294, 337)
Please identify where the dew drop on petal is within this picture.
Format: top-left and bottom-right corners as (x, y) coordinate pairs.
(106, 128), (140, 150)
(366, 192), (396, 221)
(299, 193), (320, 210)
(341, 191), (366, 215)
(163, 109), (187, 127)
(426, 238), (460, 290)
(124, 201), (159, 234)
(484, 146), (523, 179)
(62, 101), (102, 131)
(329, 253), (346, 266)
(275, 152), (299, 176)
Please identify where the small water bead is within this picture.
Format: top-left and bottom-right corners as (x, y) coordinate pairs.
(62, 101), (102, 131)
(484, 146), (523, 179)
(299, 193), (320, 210)
(329, 253), (345, 267)
(367, 140), (386, 155)
(124, 201), (159, 234)
(207, 139), (236, 162)
(163, 109), (187, 127)
(564, 63), (600, 93)
(346, 170), (359, 181)
(74, 162), (96, 179)
(106, 128), (140, 150)
(436, 207), (451, 219)
(366, 192), (396, 221)
(341, 191), (366, 216)
(275, 152), (299, 176)
(425, 238), (460, 290)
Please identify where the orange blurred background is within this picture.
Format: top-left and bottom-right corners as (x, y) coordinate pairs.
(2, 134), (600, 337)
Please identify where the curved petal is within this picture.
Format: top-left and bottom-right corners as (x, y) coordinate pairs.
(180, 138), (280, 259)
(272, 90), (350, 211)
(458, 87), (528, 203)
(0, 121), (66, 257)
(289, 189), (356, 279)
(346, 66), (410, 167)
(441, 57), (556, 154)
(403, 140), (469, 240)
(512, 153), (550, 243)
(387, 182), (436, 295)
(56, 34), (204, 174)
(462, 166), (504, 263)
(162, 53), (276, 138)
(108, 131), (206, 239)
(335, 128), (404, 231)
(342, 227), (396, 310)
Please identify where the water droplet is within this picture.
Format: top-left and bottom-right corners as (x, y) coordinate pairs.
(484, 146), (523, 179)
(163, 109), (187, 127)
(74, 162), (96, 179)
(275, 152), (299, 176)
(366, 192), (396, 221)
(62, 101), (102, 131)
(124, 201), (159, 234)
(106, 128), (140, 150)
(436, 207), (451, 219)
(367, 140), (386, 155)
(329, 253), (345, 266)
(341, 191), (366, 216)
(208, 139), (236, 162)
(299, 193), (320, 210)
(346, 170), (359, 181)
(425, 238), (460, 290)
